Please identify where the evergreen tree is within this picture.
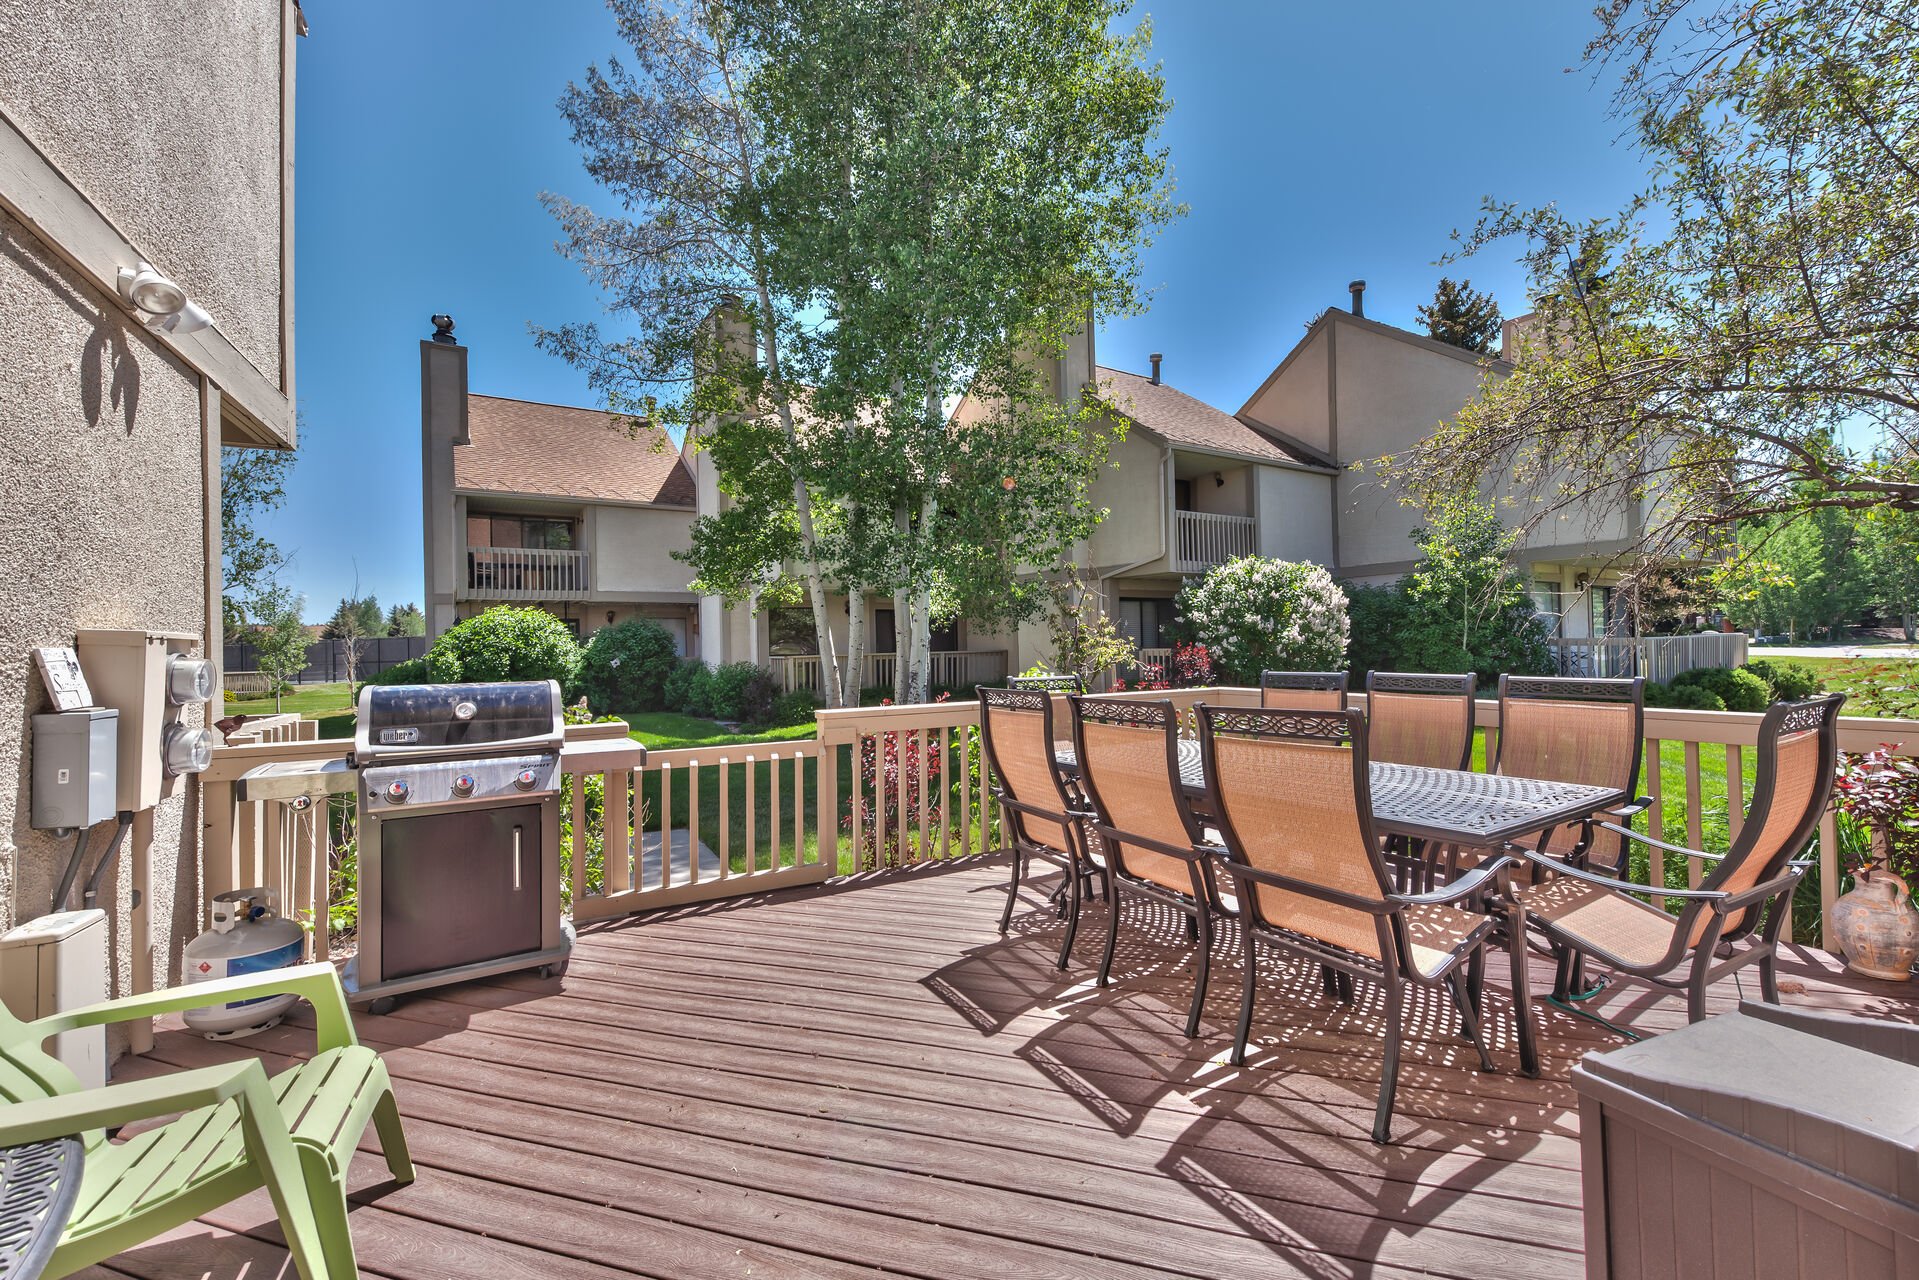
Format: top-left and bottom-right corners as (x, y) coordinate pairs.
(1417, 277), (1502, 352)
(385, 602), (427, 637)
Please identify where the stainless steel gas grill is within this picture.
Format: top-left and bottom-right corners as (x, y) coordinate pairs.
(238, 679), (636, 1011)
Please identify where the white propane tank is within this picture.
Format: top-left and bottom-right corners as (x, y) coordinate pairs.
(182, 888), (305, 1039)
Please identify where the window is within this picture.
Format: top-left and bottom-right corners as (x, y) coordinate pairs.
(1115, 597), (1178, 650)
(1531, 580), (1564, 634)
(468, 514), (577, 550)
(870, 610), (957, 653)
(1590, 585), (1619, 637)
(769, 608), (818, 656)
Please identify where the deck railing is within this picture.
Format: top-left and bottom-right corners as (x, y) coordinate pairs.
(200, 690), (1916, 967)
(770, 649), (1009, 694)
(1549, 632), (1749, 681)
(1173, 510), (1256, 573)
(462, 546), (591, 600)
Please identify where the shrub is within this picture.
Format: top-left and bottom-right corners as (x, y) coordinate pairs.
(577, 618), (680, 714)
(768, 688), (822, 728)
(663, 659), (715, 716)
(703, 662), (762, 719)
(1343, 582), (1407, 680)
(1644, 681), (1726, 711)
(1740, 657), (1822, 702)
(1176, 556), (1349, 683)
(1673, 665), (1771, 712)
(424, 606), (583, 688)
(368, 656), (433, 686)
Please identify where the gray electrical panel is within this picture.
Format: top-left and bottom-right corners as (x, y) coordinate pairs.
(31, 709), (118, 830)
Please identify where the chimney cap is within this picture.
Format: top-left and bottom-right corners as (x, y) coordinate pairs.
(1149, 352), (1163, 384)
(430, 313), (457, 344)
(1347, 280), (1366, 318)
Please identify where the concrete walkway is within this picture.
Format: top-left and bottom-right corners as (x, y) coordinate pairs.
(1755, 643), (1919, 660)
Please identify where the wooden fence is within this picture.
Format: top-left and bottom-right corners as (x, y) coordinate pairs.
(201, 690), (1917, 967)
(1549, 632), (1749, 682)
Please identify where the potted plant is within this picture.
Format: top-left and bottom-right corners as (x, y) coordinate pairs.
(1829, 744), (1919, 981)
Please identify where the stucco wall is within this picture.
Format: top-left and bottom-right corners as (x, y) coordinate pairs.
(1085, 423), (1168, 575)
(1331, 322), (1495, 573)
(0, 0), (286, 384)
(0, 211), (206, 1024)
(1254, 465), (1335, 564)
(593, 505), (697, 594)
(1241, 325), (1330, 455)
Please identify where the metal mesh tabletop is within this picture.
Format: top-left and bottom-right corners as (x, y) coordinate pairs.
(0, 1137), (82, 1280)
(1055, 745), (1620, 846)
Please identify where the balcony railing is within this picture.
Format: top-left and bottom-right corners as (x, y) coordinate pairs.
(462, 546), (590, 600)
(1173, 510), (1256, 573)
(1550, 632), (1749, 682)
(204, 691), (1913, 968)
(771, 649), (1009, 694)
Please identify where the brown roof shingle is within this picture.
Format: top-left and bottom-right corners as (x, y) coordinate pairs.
(455, 395), (695, 507)
(1094, 366), (1329, 469)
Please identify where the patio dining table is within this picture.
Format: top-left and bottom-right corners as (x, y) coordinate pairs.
(1053, 740), (1625, 849)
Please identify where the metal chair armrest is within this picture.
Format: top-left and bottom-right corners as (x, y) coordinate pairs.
(1713, 868), (1806, 916)
(1509, 847), (1729, 901)
(1593, 821), (1721, 863)
(1213, 855), (1392, 915)
(1391, 855), (1513, 908)
(1603, 797), (1654, 822)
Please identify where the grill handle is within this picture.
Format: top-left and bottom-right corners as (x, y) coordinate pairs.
(512, 826), (523, 890)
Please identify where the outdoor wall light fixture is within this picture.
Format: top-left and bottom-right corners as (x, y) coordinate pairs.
(116, 261), (212, 335)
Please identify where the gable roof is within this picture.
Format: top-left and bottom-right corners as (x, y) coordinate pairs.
(1235, 307), (1511, 420)
(455, 394), (695, 508)
(1094, 366), (1332, 471)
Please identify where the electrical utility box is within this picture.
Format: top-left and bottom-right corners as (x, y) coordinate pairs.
(30, 708), (118, 831)
(0, 909), (108, 1089)
(75, 629), (211, 811)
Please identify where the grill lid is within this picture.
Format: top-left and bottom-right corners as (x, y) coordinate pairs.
(354, 680), (564, 758)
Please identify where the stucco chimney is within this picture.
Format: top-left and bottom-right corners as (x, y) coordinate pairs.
(1149, 352), (1163, 385)
(1348, 280), (1366, 318)
(421, 315), (469, 639)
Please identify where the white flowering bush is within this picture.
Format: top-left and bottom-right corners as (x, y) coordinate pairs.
(1175, 557), (1349, 683)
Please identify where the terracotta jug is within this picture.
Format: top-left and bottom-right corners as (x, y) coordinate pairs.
(1832, 869), (1919, 982)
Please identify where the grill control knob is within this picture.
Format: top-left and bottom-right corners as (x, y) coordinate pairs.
(451, 773), (476, 797)
(515, 768), (539, 791)
(385, 779), (410, 804)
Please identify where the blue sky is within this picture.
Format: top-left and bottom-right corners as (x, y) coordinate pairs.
(279, 1), (1645, 618)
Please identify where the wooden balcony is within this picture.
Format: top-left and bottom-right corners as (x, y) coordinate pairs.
(112, 860), (1914, 1279)
(1174, 509), (1256, 573)
(460, 545), (591, 601)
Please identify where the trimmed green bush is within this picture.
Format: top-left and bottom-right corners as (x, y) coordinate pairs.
(768, 688), (822, 728)
(1741, 657), (1822, 702)
(367, 656), (433, 686)
(702, 662), (778, 723)
(1645, 681), (1727, 711)
(663, 659), (715, 716)
(424, 607), (583, 688)
(1673, 665), (1771, 712)
(577, 618), (681, 714)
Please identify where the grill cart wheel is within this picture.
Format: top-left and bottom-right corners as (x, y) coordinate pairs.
(366, 996), (398, 1016)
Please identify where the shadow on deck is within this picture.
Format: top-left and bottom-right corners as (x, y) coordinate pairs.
(92, 854), (1916, 1279)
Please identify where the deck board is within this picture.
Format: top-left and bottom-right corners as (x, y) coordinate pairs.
(103, 855), (1917, 1279)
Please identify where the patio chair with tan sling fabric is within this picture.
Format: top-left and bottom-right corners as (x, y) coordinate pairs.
(1366, 672), (1476, 771)
(1504, 694), (1845, 1077)
(1259, 670), (1348, 711)
(1008, 673), (1086, 694)
(1493, 675), (1653, 876)
(977, 686), (1097, 970)
(1198, 705), (1508, 1143)
(1069, 695), (1220, 1036)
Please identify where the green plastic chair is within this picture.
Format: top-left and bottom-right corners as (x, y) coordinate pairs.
(0, 961), (412, 1279)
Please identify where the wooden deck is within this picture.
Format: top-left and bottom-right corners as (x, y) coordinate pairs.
(87, 855), (1918, 1280)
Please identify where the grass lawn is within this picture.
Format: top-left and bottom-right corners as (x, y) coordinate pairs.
(226, 681), (357, 739)
(622, 711), (816, 750)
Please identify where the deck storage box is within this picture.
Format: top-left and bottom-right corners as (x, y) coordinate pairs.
(1573, 1001), (1919, 1280)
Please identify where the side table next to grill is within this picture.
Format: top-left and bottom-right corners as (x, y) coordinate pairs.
(0, 1137), (82, 1280)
